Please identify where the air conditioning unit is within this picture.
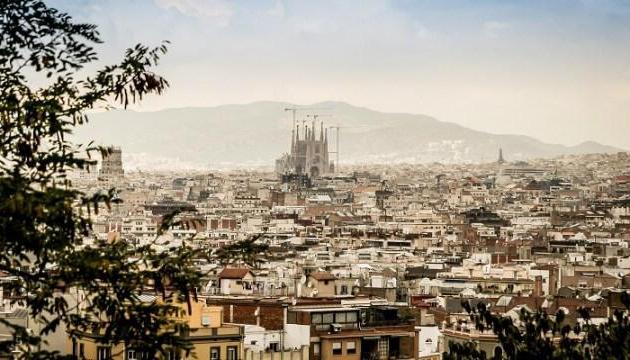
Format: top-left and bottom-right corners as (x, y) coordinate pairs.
(201, 315), (210, 326)
(330, 323), (342, 333)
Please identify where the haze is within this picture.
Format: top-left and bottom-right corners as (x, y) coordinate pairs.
(50, 0), (630, 149)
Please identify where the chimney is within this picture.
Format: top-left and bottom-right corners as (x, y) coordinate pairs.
(534, 276), (543, 296)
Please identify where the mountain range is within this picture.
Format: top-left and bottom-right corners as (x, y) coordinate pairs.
(74, 101), (622, 170)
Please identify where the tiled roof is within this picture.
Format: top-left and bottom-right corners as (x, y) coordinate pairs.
(218, 268), (252, 279)
(310, 271), (336, 281)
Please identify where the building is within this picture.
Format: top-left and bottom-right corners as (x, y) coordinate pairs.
(302, 271), (337, 298)
(276, 120), (333, 178)
(98, 147), (124, 181)
(218, 268), (256, 295)
(68, 297), (244, 360)
(287, 304), (417, 360)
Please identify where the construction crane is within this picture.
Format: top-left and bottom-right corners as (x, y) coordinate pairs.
(326, 124), (368, 174)
(306, 113), (331, 121)
(284, 106), (327, 129)
(329, 125), (342, 173)
(284, 107), (327, 152)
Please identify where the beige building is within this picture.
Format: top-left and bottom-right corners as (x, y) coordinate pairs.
(218, 268), (255, 295)
(68, 298), (244, 360)
(302, 272), (336, 298)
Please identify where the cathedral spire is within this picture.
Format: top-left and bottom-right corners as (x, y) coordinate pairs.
(320, 121), (324, 142)
(311, 120), (316, 141)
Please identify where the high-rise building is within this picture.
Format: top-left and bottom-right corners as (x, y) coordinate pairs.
(99, 146), (124, 180)
(275, 120), (333, 178)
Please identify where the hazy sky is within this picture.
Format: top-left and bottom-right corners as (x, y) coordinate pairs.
(49, 0), (630, 149)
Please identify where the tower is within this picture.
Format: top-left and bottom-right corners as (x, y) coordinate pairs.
(99, 147), (124, 181)
(497, 147), (505, 165)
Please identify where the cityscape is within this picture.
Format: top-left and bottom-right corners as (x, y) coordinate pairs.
(2, 1), (630, 360)
(59, 119), (630, 360)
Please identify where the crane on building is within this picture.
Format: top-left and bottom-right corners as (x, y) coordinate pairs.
(306, 113), (332, 139)
(328, 125), (343, 174)
(284, 106), (327, 129)
(326, 124), (369, 174)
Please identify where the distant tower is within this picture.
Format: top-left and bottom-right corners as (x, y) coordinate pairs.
(497, 147), (505, 165)
(99, 147), (124, 180)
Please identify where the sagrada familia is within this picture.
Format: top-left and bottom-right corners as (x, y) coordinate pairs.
(275, 121), (334, 178)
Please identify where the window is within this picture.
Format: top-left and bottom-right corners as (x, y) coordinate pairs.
(127, 350), (137, 360)
(97, 346), (111, 360)
(347, 341), (356, 354)
(269, 342), (280, 352)
(332, 342), (342, 355)
(210, 347), (220, 360)
(287, 311), (297, 324)
(346, 312), (358, 322)
(335, 312), (346, 323)
(313, 343), (320, 355)
(340, 285), (348, 295)
(322, 313), (334, 324)
(227, 346), (237, 360)
(312, 313), (323, 324)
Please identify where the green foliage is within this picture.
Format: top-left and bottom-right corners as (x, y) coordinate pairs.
(444, 295), (630, 360)
(1, 1), (202, 358)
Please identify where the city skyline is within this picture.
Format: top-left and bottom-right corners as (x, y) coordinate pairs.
(4, 2), (630, 358)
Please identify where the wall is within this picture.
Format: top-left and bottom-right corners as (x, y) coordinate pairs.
(244, 324), (282, 351)
(320, 337), (361, 360)
(284, 324), (310, 349)
(417, 326), (441, 356)
(244, 345), (309, 360)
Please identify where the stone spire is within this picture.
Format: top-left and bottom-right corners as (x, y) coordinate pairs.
(320, 121), (324, 142)
(498, 147), (505, 164)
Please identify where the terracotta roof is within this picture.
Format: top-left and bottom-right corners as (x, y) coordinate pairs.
(310, 271), (336, 281)
(218, 268), (252, 279)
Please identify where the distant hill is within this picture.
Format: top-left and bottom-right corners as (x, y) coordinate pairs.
(74, 101), (622, 170)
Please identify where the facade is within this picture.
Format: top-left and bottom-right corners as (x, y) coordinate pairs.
(276, 121), (333, 178)
(287, 305), (417, 360)
(218, 268), (256, 295)
(68, 299), (243, 360)
(302, 272), (337, 298)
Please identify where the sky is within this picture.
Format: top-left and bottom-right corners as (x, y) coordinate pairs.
(49, 0), (630, 149)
